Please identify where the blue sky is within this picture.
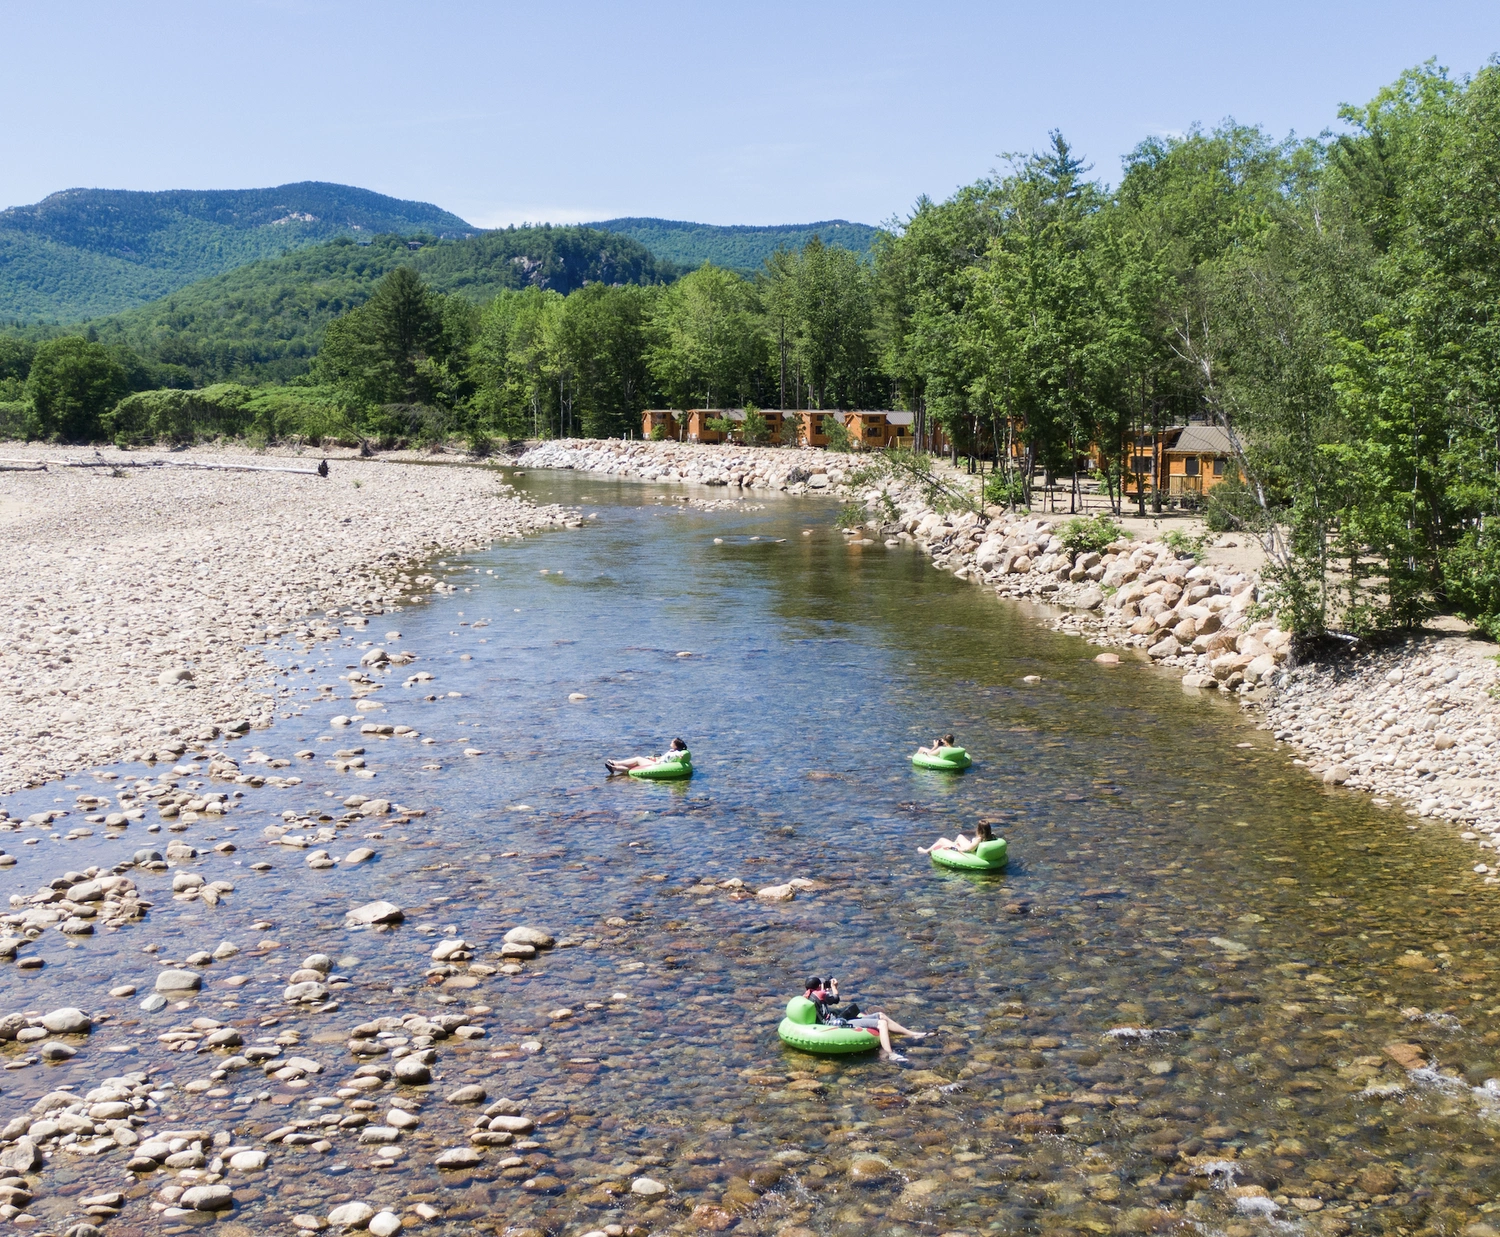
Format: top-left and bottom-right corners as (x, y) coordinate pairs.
(5, 0), (1500, 228)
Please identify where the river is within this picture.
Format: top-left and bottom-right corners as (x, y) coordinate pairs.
(2, 467), (1498, 1237)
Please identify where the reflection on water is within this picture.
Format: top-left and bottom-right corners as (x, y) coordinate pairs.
(3, 469), (1500, 1237)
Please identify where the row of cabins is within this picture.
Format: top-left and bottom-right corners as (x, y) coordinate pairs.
(642, 409), (948, 452)
(643, 411), (1240, 500)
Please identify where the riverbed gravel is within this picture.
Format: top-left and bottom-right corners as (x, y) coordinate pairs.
(0, 445), (577, 794)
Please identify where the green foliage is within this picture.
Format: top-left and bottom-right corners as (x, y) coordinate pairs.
(106, 384), (250, 445)
(0, 182), (474, 321)
(649, 422), (667, 441)
(1059, 514), (1125, 556)
(102, 382), (356, 446)
(648, 265), (766, 410)
(741, 404), (769, 445)
(823, 416), (854, 452)
(316, 267), (473, 409)
(763, 237), (881, 411)
(836, 501), (867, 529)
(1161, 528), (1206, 560)
(26, 337), (130, 441)
(1202, 473), (1262, 533)
(0, 400), (31, 439)
(983, 470), (1029, 509)
(590, 218), (880, 273)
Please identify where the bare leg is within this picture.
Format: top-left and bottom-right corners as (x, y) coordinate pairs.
(876, 1015), (906, 1062)
(879, 1014), (926, 1039)
(918, 838), (955, 854)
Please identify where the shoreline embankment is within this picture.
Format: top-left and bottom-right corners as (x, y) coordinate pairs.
(0, 444), (574, 793)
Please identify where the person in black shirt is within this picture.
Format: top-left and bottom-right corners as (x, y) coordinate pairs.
(803, 976), (926, 1062)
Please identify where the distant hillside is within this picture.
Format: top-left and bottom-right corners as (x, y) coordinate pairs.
(589, 217), (882, 272)
(0, 182), (475, 321)
(86, 226), (676, 385)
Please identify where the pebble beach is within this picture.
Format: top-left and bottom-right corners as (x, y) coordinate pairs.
(0, 446), (576, 794)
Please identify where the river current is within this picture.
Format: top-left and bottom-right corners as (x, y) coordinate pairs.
(3, 468), (1500, 1237)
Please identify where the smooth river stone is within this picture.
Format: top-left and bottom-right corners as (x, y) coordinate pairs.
(155, 969), (201, 993)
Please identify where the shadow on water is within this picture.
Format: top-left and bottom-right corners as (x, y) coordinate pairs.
(2, 467), (1499, 1236)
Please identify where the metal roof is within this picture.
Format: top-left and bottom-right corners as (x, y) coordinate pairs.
(1166, 425), (1238, 455)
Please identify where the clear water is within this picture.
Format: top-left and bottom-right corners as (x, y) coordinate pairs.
(4, 468), (1500, 1237)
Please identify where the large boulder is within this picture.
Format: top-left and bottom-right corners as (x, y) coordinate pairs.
(347, 901), (404, 926)
(155, 969), (201, 993)
(41, 1008), (91, 1035)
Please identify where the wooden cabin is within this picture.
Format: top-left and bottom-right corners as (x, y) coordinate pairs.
(642, 410), (681, 440)
(1165, 425), (1240, 497)
(685, 410), (727, 443)
(797, 411), (835, 448)
(843, 411), (894, 449)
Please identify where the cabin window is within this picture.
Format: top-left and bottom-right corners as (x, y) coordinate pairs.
(1184, 457), (1200, 477)
(1129, 456), (1153, 474)
(1213, 458), (1226, 476)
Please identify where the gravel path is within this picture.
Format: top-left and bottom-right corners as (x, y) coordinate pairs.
(0, 446), (574, 793)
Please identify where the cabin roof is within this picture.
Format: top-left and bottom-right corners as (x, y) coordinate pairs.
(1166, 425), (1237, 455)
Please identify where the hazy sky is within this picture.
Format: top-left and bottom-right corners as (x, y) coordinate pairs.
(5, 1), (1500, 228)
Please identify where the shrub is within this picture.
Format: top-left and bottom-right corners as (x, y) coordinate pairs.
(105, 384), (254, 445)
(742, 405), (768, 445)
(1203, 473), (1262, 533)
(650, 422), (667, 441)
(0, 400), (33, 440)
(984, 470), (1029, 509)
(823, 415), (854, 453)
(1162, 528), (1207, 560)
(1059, 513), (1125, 556)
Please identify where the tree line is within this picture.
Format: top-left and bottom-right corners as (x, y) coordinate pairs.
(6, 58), (1500, 638)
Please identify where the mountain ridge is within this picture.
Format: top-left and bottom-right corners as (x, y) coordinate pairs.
(0, 182), (476, 321)
(586, 216), (881, 271)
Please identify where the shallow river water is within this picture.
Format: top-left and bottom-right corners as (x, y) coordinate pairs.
(4, 469), (1500, 1237)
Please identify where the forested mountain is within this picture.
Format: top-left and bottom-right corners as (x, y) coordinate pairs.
(588, 217), (881, 271)
(0, 183), (475, 321)
(81, 226), (676, 384)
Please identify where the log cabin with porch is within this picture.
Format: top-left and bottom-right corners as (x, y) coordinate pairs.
(1164, 425), (1240, 498)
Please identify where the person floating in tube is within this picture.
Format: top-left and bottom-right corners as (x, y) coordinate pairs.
(606, 737), (688, 776)
(915, 732), (957, 757)
(803, 976), (926, 1063)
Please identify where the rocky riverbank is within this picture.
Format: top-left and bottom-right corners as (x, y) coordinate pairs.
(515, 439), (851, 494)
(0, 445), (576, 793)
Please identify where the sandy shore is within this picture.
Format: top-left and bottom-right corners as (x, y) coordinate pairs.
(0, 445), (576, 793)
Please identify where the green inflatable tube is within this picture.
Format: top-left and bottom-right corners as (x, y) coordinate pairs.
(777, 997), (879, 1055)
(911, 746), (972, 771)
(929, 837), (1008, 872)
(629, 751), (693, 781)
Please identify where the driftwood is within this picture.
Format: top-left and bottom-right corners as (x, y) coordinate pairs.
(0, 456), (324, 477)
